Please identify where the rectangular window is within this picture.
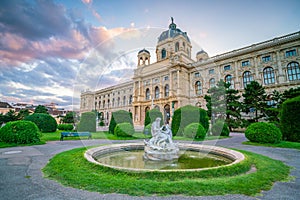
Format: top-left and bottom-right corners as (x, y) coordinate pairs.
(164, 76), (169, 81)
(194, 72), (200, 77)
(262, 55), (271, 62)
(241, 60), (250, 66)
(224, 65), (231, 70)
(209, 69), (214, 74)
(286, 49), (297, 57)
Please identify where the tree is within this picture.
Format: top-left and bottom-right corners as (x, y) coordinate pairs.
(225, 82), (242, 130)
(17, 109), (30, 120)
(205, 80), (242, 130)
(62, 111), (76, 123)
(242, 81), (267, 122)
(34, 105), (48, 114)
(0, 110), (18, 124)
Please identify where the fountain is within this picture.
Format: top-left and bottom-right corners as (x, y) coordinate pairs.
(143, 117), (179, 161)
(85, 118), (245, 172)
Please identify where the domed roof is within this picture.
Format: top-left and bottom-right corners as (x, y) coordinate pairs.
(158, 18), (190, 43)
(138, 48), (150, 54)
(196, 49), (207, 55)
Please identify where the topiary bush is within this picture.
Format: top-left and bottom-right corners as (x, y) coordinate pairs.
(25, 113), (57, 133)
(183, 123), (206, 139)
(144, 109), (163, 127)
(211, 121), (230, 136)
(280, 96), (300, 142)
(57, 124), (73, 131)
(77, 112), (96, 132)
(171, 105), (209, 136)
(109, 110), (133, 134)
(245, 122), (282, 144)
(114, 122), (134, 137)
(0, 121), (41, 144)
(143, 123), (152, 135)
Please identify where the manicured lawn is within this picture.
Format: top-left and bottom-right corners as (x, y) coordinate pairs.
(243, 140), (300, 150)
(43, 147), (290, 196)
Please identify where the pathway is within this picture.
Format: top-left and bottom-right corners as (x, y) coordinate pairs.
(0, 133), (299, 200)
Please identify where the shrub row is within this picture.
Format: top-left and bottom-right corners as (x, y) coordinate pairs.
(57, 124), (74, 131)
(77, 112), (96, 132)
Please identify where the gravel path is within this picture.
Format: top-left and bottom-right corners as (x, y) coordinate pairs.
(0, 133), (299, 200)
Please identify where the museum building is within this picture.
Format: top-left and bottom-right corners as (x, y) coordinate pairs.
(80, 19), (300, 125)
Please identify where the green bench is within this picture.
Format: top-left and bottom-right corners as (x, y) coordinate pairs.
(60, 132), (92, 141)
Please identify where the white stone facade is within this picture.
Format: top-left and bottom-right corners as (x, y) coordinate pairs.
(80, 19), (300, 125)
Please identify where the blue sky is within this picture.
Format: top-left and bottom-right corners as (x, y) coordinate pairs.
(0, 0), (299, 110)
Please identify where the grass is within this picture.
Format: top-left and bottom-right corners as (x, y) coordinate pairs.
(43, 147), (290, 196)
(243, 140), (300, 150)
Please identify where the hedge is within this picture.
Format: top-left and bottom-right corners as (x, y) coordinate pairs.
(0, 121), (41, 144)
(280, 96), (300, 142)
(109, 110), (133, 134)
(57, 124), (74, 131)
(211, 121), (230, 136)
(183, 123), (206, 139)
(77, 112), (96, 132)
(114, 123), (134, 137)
(245, 122), (282, 144)
(171, 105), (209, 136)
(25, 113), (57, 133)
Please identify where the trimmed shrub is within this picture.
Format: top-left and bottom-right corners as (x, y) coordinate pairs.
(57, 124), (73, 131)
(211, 121), (230, 136)
(0, 121), (41, 144)
(183, 123), (206, 139)
(280, 96), (300, 142)
(77, 112), (96, 132)
(114, 123), (134, 137)
(25, 113), (57, 133)
(109, 110), (133, 134)
(144, 109), (163, 127)
(171, 105), (209, 136)
(245, 122), (282, 144)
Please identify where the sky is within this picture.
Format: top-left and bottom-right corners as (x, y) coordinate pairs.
(0, 0), (299, 110)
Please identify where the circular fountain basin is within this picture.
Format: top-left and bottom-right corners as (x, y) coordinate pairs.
(84, 143), (244, 172)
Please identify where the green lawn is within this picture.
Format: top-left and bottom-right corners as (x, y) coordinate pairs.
(243, 140), (300, 150)
(43, 147), (290, 196)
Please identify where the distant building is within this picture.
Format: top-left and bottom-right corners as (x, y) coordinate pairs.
(0, 102), (14, 114)
(80, 18), (300, 125)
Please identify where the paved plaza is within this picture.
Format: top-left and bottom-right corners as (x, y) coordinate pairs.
(0, 133), (299, 200)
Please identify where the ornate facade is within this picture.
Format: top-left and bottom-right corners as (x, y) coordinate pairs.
(80, 19), (300, 125)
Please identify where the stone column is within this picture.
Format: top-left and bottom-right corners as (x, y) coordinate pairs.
(276, 50), (285, 84)
(254, 56), (260, 84)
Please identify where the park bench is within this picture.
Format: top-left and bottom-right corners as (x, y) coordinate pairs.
(60, 132), (92, 141)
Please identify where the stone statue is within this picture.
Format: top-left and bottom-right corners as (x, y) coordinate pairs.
(144, 117), (179, 161)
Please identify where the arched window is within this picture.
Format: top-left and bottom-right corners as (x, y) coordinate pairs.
(175, 42), (179, 52)
(225, 75), (234, 88)
(164, 84), (169, 97)
(263, 67), (275, 85)
(98, 101), (101, 109)
(155, 86), (160, 99)
(117, 97), (120, 106)
(123, 96), (126, 106)
(103, 100), (105, 108)
(161, 49), (166, 59)
(145, 88), (150, 100)
(107, 99), (110, 108)
(243, 71), (253, 87)
(112, 98), (115, 107)
(129, 95), (132, 104)
(287, 62), (300, 81)
(195, 81), (202, 95)
(209, 78), (215, 88)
